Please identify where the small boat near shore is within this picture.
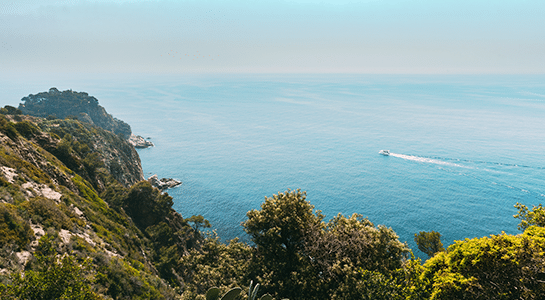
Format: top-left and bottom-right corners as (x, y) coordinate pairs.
(379, 150), (390, 156)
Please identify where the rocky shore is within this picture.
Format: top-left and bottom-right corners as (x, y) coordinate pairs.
(129, 134), (154, 148)
(148, 174), (182, 191)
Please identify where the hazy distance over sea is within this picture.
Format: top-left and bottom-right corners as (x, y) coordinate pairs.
(6, 74), (545, 256)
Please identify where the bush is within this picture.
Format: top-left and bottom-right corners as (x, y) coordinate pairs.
(0, 116), (18, 140)
(243, 190), (409, 300)
(13, 121), (39, 139)
(414, 231), (444, 258)
(52, 134), (81, 171)
(95, 256), (174, 300)
(23, 197), (73, 230)
(0, 106), (22, 115)
(421, 228), (545, 300)
(180, 236), (252, 297)
(0, 203), (33, 249)
(123, 181), (173, 229)
(1, 251), (101, 299)
(515, 202), (545, 230)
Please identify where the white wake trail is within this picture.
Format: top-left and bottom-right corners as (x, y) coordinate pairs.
(386, 152), (545, 198)
(389, 153), (468, 168)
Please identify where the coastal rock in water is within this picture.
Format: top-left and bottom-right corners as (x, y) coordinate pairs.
(148, 174), (182, 190)
(129, 134), (154, 148)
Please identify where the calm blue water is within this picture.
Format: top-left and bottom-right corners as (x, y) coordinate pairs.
(5, 74), (545, 257)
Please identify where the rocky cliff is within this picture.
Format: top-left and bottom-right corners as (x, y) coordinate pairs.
(0, 109), (198, 299)
(6, 115), (144, 188)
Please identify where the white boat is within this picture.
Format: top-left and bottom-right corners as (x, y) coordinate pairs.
(379, 150), (390, 156)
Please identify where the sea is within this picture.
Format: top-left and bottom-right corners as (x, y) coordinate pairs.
(3, 74), (545, 258)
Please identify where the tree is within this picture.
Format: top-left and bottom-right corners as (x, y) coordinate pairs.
(243, 189), (324, 260)
(179, 237), (252, 298)
(0, 105), (22, 115)
(123, 181), (174, 229)
(242, 190), (410, 300)
(514, 202), (545, 230)
(187, 214), (211, 232)
(414, 231), (444, 258)
(306, 213), (409, 276)
(301, 213), (410, 299)
(421, 227), (545, 300)
(242, 189), (324, 299)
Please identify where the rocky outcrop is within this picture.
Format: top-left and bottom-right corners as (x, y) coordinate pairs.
(0, 114), (147, 265)
(19, 88), (132, 139)
(148, 174), (182, 191)
(128, 134), (154, 148)
(3, 114), (144, 189)
(0, 107), (195, 298)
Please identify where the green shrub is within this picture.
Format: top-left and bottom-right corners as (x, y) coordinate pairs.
(414, 231), (444, 258)
(23, 197), (73, 230)
(180, 237), (252, 297)
(0, 116), (18, 140)
(52, 134), (81, 171)
(95, 256), (174, 300)
(0, 106), (22, 115)
(123, 181), (173, 229)
(67, 235), (96, 255)
(421, 228), (545, 300)
(13, 121), (39, 139)
(515, 202), (545, 230)
(0, 203), (33, 249)
(0, 176), (9, 188)
(0, 151), (51, 185)
(1, 251), (101, 299)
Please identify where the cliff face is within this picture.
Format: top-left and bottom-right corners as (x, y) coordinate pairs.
(10, 115), (144, 189)
(0, 112), (194, 299)
(18, 88), (132, 139)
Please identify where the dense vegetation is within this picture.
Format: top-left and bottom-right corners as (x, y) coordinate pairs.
(18, 88), (132, 139)
(1, 98), (544, 299)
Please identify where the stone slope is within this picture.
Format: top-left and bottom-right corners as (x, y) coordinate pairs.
(0, 112), (195, 299)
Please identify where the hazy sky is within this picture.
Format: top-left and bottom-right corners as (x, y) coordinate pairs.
(1, 0), (544, 74)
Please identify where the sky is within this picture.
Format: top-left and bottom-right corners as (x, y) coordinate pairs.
(1, 0), (545, 74)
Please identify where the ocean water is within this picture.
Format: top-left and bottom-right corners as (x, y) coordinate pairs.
(6, 74), (545, 257)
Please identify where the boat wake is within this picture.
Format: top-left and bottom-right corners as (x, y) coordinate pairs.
(386, 152), (545, 199)
(387, 153), (544, 170)
(388, 153), (468, 169)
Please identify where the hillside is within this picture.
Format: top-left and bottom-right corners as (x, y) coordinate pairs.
(0, 111), (197, 299)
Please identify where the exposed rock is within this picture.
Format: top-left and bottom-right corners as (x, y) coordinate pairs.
(22, 181), (63, 202)
(76, 232), (96, 247)
(71, 204), (84, 218)
(148, 174), (182, 191)
(30, 223), (45, 248)
(15, 251), (32, 265)
(30, 223), (45, 238)
(129, 134), (154, 148)
(83, 127), (144, 187)
(59, 229), (72, 244)
(1, 166), (17, 183)
(58, 229), (97, 248)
